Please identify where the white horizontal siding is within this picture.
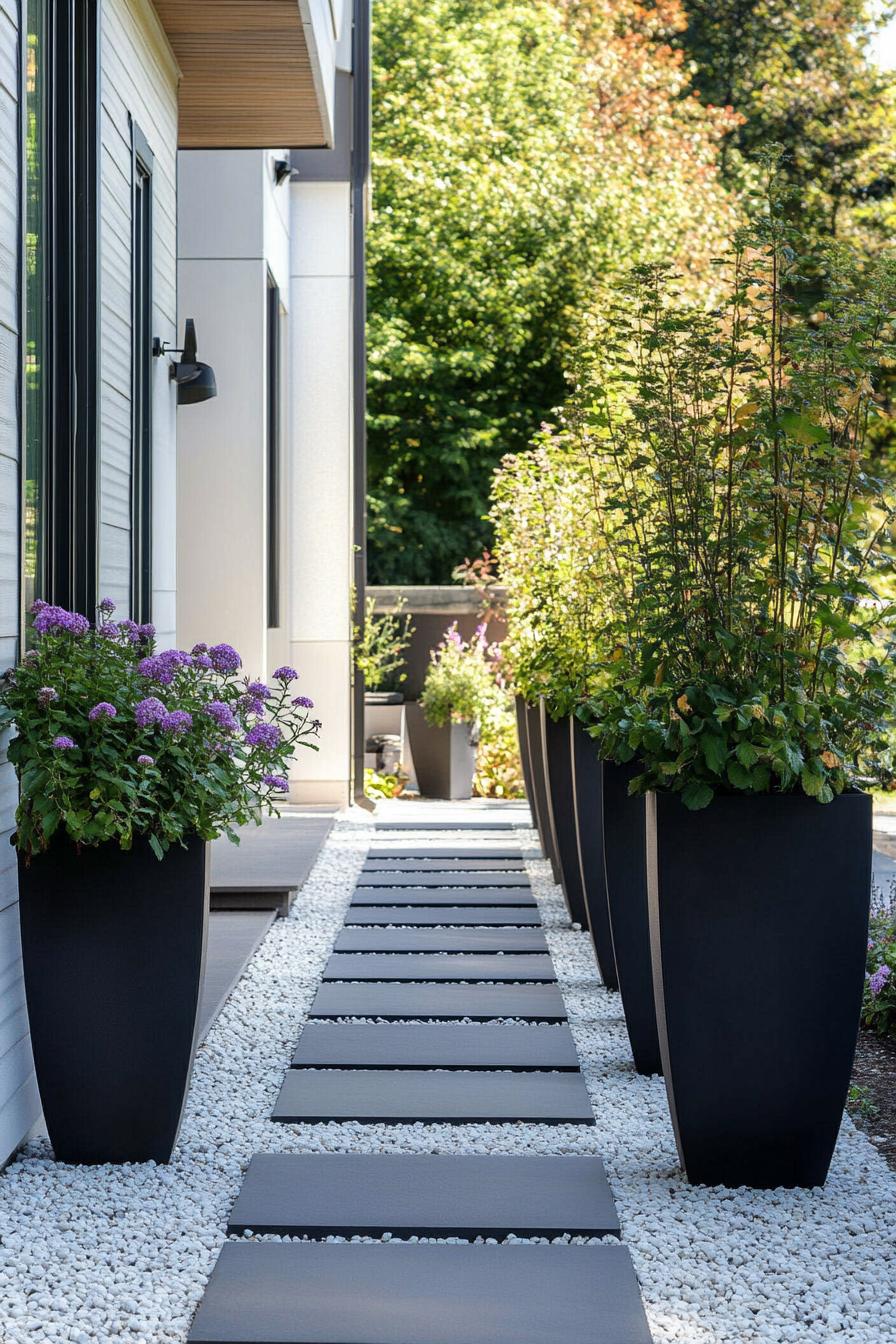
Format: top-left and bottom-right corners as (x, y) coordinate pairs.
(98, 0), (178, 620)
(0, 2), (38, 1166)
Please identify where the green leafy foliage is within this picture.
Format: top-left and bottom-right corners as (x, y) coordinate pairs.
(1, 605), (320, 858)
(366, 0), (736, 583)
(419, 624), (501, 728)
(353, 595), (413, 692)
(863, 896), (896, 1039)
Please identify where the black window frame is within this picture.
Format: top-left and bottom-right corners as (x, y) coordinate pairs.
(130, 120), (153, 624)
(20, 0), (100, 630)
(266, 273), (281, 629)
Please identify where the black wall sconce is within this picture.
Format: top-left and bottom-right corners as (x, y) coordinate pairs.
(273, 158), (293, 185)
(153, 319), (217, 405)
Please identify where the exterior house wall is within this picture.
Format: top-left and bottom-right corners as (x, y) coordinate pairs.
(0, 0), (40, 1167)
(287, 179), (354, 805)
(176, 150), (291, 681)
(99, 0), (179, 645)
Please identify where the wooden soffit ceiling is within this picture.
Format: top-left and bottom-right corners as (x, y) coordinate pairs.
(152, 0), (328, 149)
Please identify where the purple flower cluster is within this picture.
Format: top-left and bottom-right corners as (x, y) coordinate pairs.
(32, 604), (90, 637)
(292, 694), (314, 710)
(262, 774), (290, 792)
(134, 697), (167, 728)
(209, 643), (241, 673)
(869, 964), (892, 997)
(138, 649), (192, 686)
(272, 666), (297, 684)
(204, 700), (239, 732)
(98, 597), (116, 615)
(52, 735), (76, 751)
(37, 686), (58, 706)
(88, 702), (117, 722)
(160, 710), (193, 735)
(137, 754), (155, 767)
(247, 681), (270, 700)
(245, 722), (282, 751)
(98, 622), (120, 640)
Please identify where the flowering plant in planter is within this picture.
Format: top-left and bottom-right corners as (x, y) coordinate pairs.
(579, 164), (896, 808)
(419, 622), (501, 728)
(0, 600), (321, 858)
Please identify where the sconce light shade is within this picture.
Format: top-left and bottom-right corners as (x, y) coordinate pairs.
(170, 320), (217, 405)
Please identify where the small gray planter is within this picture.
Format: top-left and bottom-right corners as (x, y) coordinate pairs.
(405, 701), (477, 799)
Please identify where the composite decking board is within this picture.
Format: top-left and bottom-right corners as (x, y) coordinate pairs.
(357, 873), (532, 888)
(187, 1243), (651, 1344)
(226, 1153), (619, 1238)
(349, 889), (536, 908)
(345, 907), (543, 927)
(210, 814), (333, 892)
(272, 1068), (594, 1123)
(334, 927), (550, 954)
(291, 1022), (581, 1070)
(323, 953), (556, 982)
(308, 982), (566, 1021)
(372, 821), (518, 831)
(197, 912), (275, 1041)
(363, 858), (526, 871)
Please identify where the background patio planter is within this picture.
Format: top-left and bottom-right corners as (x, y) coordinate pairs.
(524, 701), (559, 880)
(602, 762), (661, 1076)
(569, 720), (617, 989)
(646, 789), (872, 1188)
(18, 834), (209, 1164)
(539, 703), (587, 926)
(405, 702), (476, 799)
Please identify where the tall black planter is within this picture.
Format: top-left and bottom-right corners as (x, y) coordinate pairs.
(514, 695), (543, 852)
(602, 762), (662, 1076)
(647, 789), (872, 1188)
(18, 834), (209, 1164)
(524, 701), (560, 881)
(539, 703), (588, 927)
(569, 720), (618, 990)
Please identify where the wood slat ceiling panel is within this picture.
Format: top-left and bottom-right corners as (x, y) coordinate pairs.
(152, 0), (327, 149)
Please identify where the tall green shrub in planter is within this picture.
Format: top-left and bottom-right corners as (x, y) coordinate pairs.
(0, 601), (320, 1164)
(584, 166), (896, 1187)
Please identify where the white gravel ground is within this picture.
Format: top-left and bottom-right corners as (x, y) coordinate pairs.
(0, 812), (893, 1343)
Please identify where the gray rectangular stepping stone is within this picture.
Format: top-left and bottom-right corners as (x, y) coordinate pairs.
(357, 873), (531, 888)
(227, 1153), (619, 1238)
(364, 858), (526, 871)
(272, 1068), (593, 1123)
(291, 1023), (580, 1070)
(308, 982), (566, 1021)
(335, 927), (549, 954)
(368, 848), (525, 860)
(373, 821), (516, 830)
(323, 954), (555, 982)
(188, 1243), (652, 1344)
(350, 889), (536, 908)
(346, 906), (542, 926)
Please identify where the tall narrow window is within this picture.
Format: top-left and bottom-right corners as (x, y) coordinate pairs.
(21, 0), (99, 633)
(267, 275), (281, 629)
(131, 124), (153, 623)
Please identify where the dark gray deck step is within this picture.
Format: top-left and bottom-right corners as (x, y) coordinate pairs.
(335, 927), (549, 954)
(350, 889), (536, 908)
(272, 1068), (593, 1123)
(291, 1023), (580, 1070)
(308, 982), (566, 1021)
(346, 907), (542, 927)
(358, 873), (531, 889)
(227, 1153), (619, 1238)
(188, 1243), (651, 1344)
(323, 954), (556, 982)
(363, 858), (526, 872)
(368, 848), (525, 860)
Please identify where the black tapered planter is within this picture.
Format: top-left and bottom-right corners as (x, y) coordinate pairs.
(539, 703), (588, 927)
(647, 789), (872, 1188)
(569, 719), (618, 989)
(525, 701), (560, 881)
(514, 695), (544, 852)
(18, 834), (209, 1164)
(602, 761), (662, 1075)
